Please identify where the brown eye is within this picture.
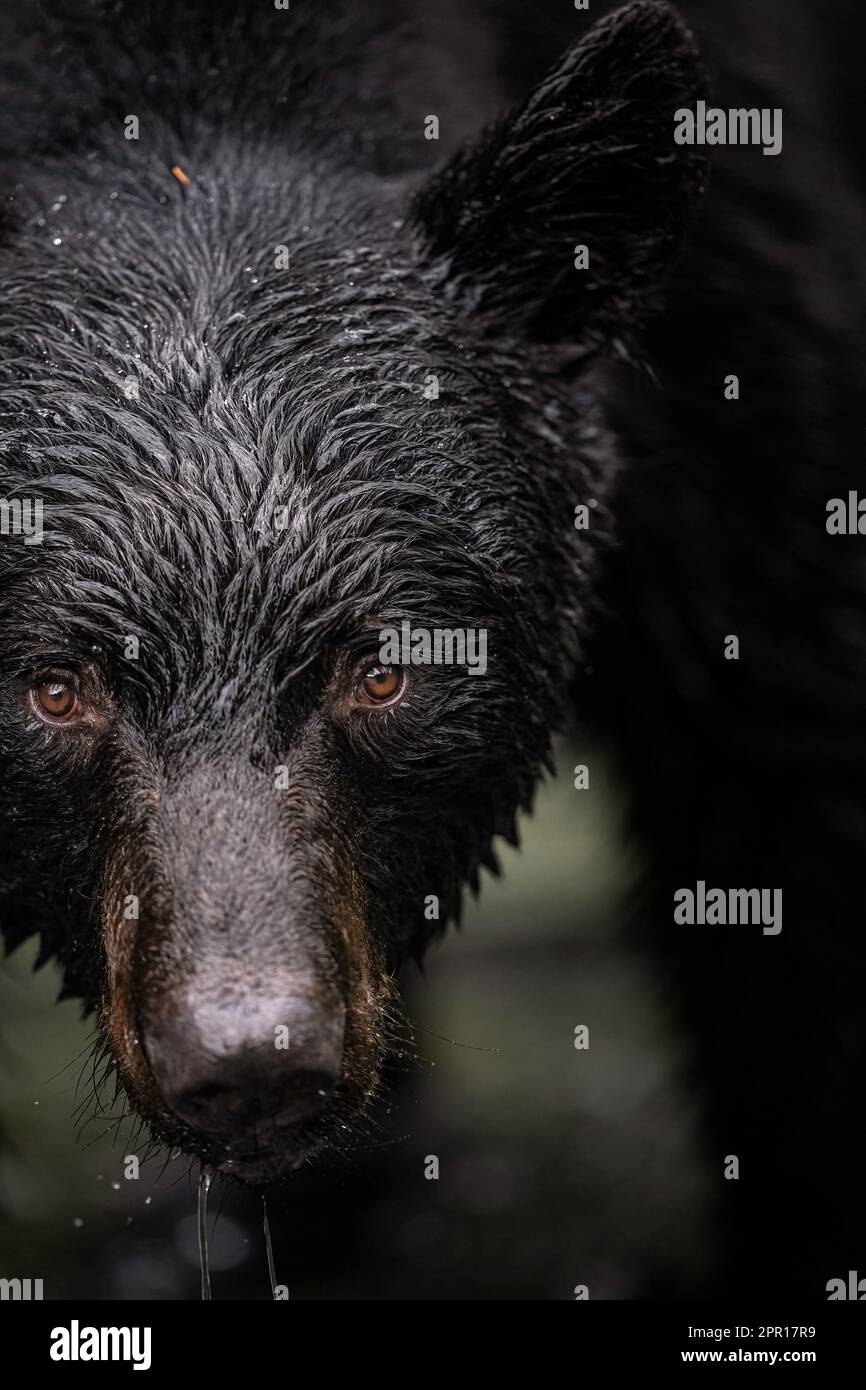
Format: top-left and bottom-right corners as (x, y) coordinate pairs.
(32, 679), (78, 720)
(360, 664), (403, 705)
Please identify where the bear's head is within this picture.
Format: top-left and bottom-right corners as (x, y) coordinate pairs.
(0, 2), (705, 1181)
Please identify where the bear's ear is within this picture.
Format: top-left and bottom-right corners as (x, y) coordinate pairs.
(412, 0), (707, 353)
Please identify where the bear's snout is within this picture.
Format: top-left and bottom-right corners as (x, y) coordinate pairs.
(143, 983), (346, 1179)
(95, 759), (391, 1181)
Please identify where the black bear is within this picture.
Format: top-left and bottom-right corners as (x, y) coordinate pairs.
(1, 0), (863, 1297)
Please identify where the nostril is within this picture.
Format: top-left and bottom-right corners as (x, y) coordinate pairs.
(170, 1068), (336, 1134)
(170, 1080), (251, 1129)
(272, 1068), (337, 1125)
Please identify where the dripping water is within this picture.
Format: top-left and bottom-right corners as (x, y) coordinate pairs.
(198, 1165), (214, 1300)
(263, 1195), (278, 1298)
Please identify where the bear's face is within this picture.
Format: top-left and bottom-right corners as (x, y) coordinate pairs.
(0, 1), (706, 1180)
(0, 308), (584, 1179)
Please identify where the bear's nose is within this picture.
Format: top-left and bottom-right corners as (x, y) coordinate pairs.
(144, 986), (345, 1149)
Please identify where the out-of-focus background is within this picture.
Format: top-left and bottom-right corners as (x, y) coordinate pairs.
(0, 739), (713, 1299)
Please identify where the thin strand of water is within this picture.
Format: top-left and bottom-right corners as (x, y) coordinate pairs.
(263, 1195), (278, 1298)
(198, 1166), (214, 1300)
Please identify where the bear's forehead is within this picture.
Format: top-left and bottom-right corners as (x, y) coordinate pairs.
(1, 460), (509, 665)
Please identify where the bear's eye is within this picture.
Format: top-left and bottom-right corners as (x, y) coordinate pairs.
(31, 678), (80, 722)
(358, 664), (404, 707)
